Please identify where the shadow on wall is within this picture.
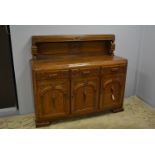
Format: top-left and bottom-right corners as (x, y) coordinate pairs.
(15, 38), (34, 114)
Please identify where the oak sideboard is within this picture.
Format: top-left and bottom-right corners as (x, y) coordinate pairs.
(31, 34), (128, 127)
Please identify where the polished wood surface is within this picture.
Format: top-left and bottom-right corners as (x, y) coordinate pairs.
(32, 34), (115, 44)
(31, 34), (127, 127)
(32, 55), (127, 71)
(32, 34), (115, 58)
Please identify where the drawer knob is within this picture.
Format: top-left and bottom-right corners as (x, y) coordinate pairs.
(48, 73), (58, 78)
(82, 70), (90, 75)
(111, 68), (119, 72)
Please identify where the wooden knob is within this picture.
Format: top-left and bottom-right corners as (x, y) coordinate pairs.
(111, 68), (119, 72)
(49, 73), (58, 78)
(82, 70), (90, 75)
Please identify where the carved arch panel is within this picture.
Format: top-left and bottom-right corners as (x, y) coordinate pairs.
(71, 78), (99, 115)
(37, 80), (70, 119)
(100, 76), (124, 110)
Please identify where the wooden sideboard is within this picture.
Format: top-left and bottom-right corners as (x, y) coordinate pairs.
(31, 34), (128, 127)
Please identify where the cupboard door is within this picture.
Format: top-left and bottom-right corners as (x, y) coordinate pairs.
(71, 68), (100, 115)
(71, 78), (99, 115)
(36, 79), (70, 120)
(100, 75), (125, 111)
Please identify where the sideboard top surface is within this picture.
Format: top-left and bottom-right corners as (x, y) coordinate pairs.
(32, 55), (127, 71)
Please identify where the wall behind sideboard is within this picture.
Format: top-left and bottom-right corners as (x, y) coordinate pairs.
(10, 25), (141, 114)
(136, 26), (155, 107)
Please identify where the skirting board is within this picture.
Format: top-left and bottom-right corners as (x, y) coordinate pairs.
(0, 107), (19, 117)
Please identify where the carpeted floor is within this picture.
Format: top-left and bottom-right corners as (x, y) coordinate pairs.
(0, 96), (155, 129)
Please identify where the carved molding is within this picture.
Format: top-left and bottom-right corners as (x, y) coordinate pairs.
(109, 41), (115, 56)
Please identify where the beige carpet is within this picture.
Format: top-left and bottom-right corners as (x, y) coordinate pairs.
(0, 96), (155, 129)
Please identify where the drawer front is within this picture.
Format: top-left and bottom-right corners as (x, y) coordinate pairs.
(102, 65), (126, 75)
(71, 67), (100, 78)
(36, 70), (69, 80)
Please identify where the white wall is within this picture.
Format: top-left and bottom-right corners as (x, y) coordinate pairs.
(136, 26), (155, 107)
(10, 25), (141, 114)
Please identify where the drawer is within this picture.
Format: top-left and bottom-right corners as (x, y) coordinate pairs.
(102, 65), (126, 75)
(71, 67), (99, 78)
(36, 70), (69, 80)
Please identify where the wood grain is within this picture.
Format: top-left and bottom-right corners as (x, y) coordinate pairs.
(31, 34), (127, 127)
